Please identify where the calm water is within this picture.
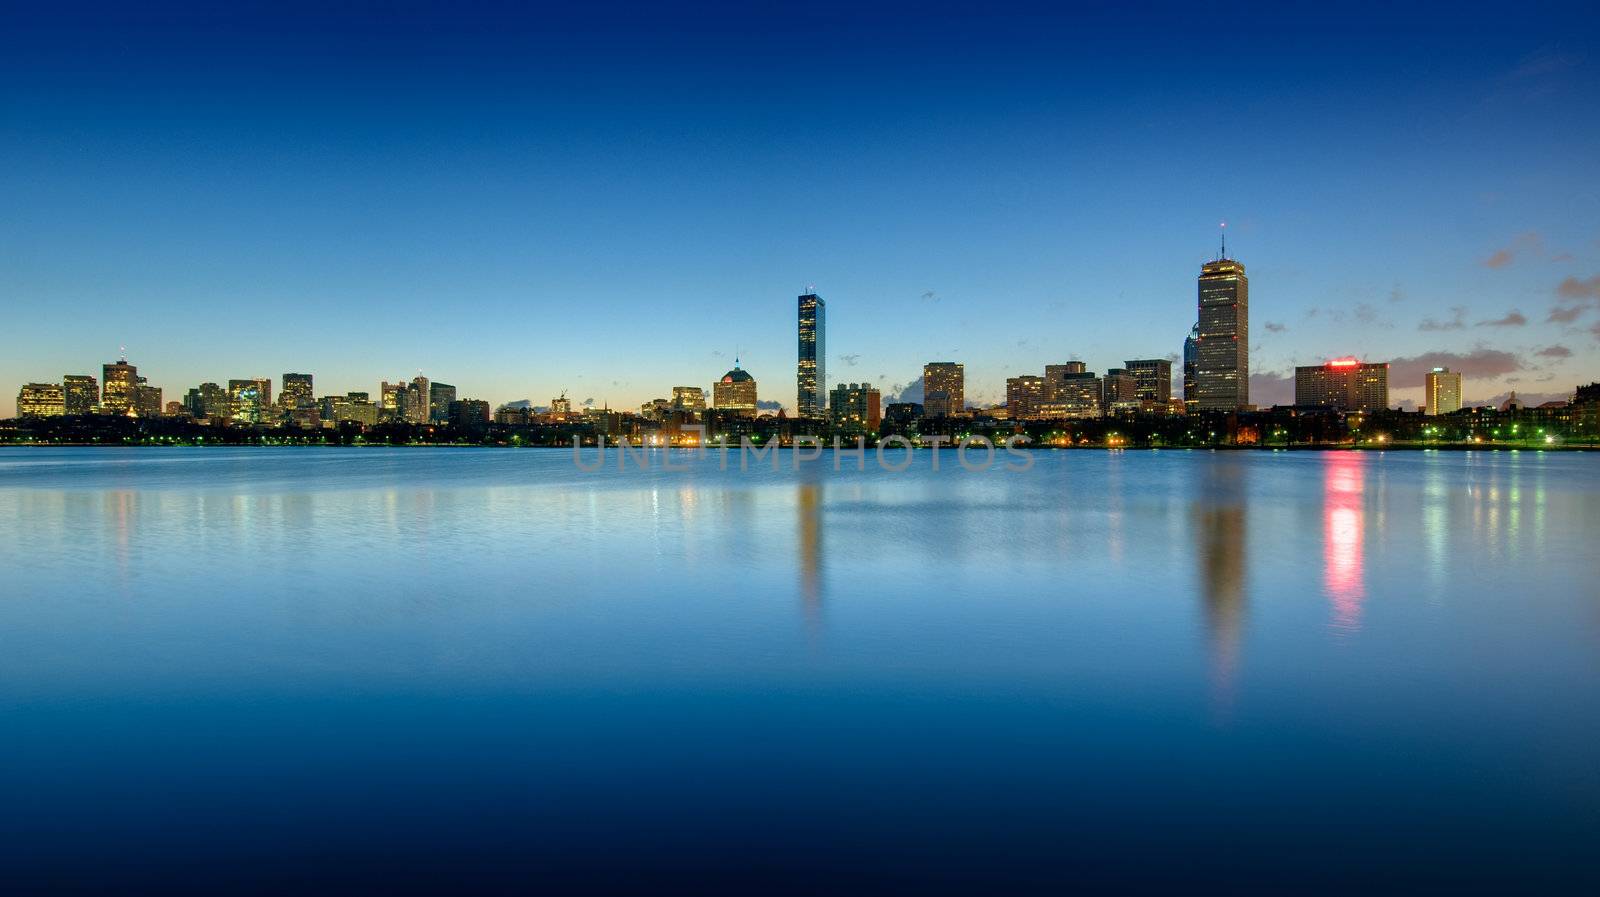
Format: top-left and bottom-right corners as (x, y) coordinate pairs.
(2, 447), (1597, 893)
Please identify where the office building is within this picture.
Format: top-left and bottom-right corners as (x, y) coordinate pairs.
(1425, 367), (1462, 416)
(450, 399), (491, 428)
(714, 363), (758, 416)
(187, 382), (229, 420)
(324, 392), (379, 426)
(1006, 375), (1047, 420)
(1294, 359), (1389, 411)
(923, 362), (964, 416)
(672, 386), (706, 412)
(63, 375), (97, 415)
(135, 382), (163, 417)
(228, 379), (268, 424)
(281, 373), (314, 410)
(1042, 369), (1103, 418)
(381, 381), (407, 414)
(429, 382), (456, 423)
(798, 292), (826, 416)
(1183, 323), (1199, 413)
(101, 358), (139, 415)
(1196, 245), (1249, 409)
(829, 382), (881, 435)
(17, 383), (66, 417)
(1125, 358), (1173, 405)
(1103, 368), (1140, 412)
(407, 376), (431, 424)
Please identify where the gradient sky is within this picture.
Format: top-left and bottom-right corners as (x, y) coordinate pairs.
(5, 1), (1599, 415)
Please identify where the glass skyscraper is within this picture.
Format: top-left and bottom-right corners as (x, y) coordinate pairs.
(1196, 253), (1249, 410)
(797, 292), (826, 417)
(1183, 323), (1199, 413)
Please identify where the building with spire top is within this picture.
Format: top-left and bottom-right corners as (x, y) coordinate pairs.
(1195, 229), (1249, 410)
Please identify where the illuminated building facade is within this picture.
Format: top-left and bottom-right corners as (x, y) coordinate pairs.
(187, 382), (229, 420)
(1425, 367), (1462, 416)
(713, 364), (758, 416)
(101, 359), (138, 415)
(672, 386), (706, 412)
(17, 383), (66, 417)
(551, 394), (572, 416)
(228, 379), (267, 424)
(1103, 368), (1140, 412)
(1294, 359), (1389, 411)
(1125, 358), (1173, 405)
(407, 376), (430, 424)
(1006, 375), (1046, 420)
(135, 382), (163, 417)
(281, 373), (314, 410)
(380, 381), (407, 420)
(1196, 254), (1249, 410)
(828, 382), (881, 435)
(63, 375), (97, 414)
(1041, 370), (1103, 418)
(323, 392), (378, 426)
(923, 362), (964, 417)
(797, 292), (826, 417)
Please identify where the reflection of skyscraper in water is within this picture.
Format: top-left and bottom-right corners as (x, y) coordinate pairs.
(1194, 460), (1247, 713)
(797, 482), (824, 629)
(1322, 453), (1366, 633)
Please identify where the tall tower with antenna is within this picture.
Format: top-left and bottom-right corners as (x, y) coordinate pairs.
(1196, 225), (1249, 410)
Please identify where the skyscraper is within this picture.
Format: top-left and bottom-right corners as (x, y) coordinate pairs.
(281, 373), (314, 410)
(228, 379), (266, 424)
(101, 358), (138, 415)
(1425, 367), (1462, 416)
(429, 382), (456, 422)
(407, 376), (430, 424)
(923, 362), (964, 417)
(798, 292), (826, 417)
(62, 375), (97, 415)
(1196, 240), (1249, 410)
(1183, 323), (1200, 413)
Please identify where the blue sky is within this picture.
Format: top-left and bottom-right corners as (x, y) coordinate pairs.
(4, 0), (1599, 414)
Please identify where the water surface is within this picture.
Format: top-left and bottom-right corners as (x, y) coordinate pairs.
(2, 447), (1597, 892)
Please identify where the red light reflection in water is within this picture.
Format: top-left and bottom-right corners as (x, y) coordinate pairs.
(1322, 453), (1366, 632)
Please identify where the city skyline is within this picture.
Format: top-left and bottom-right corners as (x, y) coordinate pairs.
(4, 3), (1599, 415)
(10, 239), (1597, 420)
